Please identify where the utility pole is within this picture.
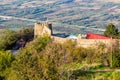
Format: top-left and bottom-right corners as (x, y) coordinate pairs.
(110, 39), (113, 68)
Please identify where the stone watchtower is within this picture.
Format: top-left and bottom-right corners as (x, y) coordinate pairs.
(34, 22), (52, 37)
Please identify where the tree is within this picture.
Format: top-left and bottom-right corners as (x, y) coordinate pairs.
(0, 50), (15, 80)
(17, 28), (34, 41)
(112, 52), (120, 68)
(0, 29), (18, 50)
(118, 32), (120, 38)
(0, 51), (15, 72)
(104, 23), (118, 37)
(7, 36), (52, 80)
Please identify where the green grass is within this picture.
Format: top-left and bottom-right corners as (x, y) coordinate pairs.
(89, 64), (106, 70)
(71, 69), (120, 80)
(64, 62), (120, 80)
(64, 62), (83, 71)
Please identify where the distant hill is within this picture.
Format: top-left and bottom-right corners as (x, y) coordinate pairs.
(0, 0), (120, 34)
(99, 0), (120, 3)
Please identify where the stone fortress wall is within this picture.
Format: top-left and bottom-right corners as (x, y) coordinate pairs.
(34, 22), (52, 37)
(51, 36), (119, 48)
(76, 39), (117, 48)
(34, 22), (120, 48)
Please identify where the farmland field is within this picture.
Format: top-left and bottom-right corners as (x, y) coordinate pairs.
(0, 0), (120, 34)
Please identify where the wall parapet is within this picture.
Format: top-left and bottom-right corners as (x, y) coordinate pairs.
(51, 36), (120, 48)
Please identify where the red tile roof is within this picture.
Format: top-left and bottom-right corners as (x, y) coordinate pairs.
(87, 33), (111, 39)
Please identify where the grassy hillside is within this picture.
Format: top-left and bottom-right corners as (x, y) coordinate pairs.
(0, 0), (120, 34)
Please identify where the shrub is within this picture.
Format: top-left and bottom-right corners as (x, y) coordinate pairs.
(0, 29), (18, 50)
(112, 52), (120, 68)
(0, 51), (15, 72)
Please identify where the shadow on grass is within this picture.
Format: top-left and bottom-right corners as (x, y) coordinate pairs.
(71, 69), (107, 79)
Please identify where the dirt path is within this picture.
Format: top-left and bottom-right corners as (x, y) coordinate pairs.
(89, 69), (120, 72)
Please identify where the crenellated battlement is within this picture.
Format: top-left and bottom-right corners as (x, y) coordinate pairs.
(35, 22), (51, 27)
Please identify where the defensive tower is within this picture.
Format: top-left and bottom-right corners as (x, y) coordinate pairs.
(34, 22), (52, 37)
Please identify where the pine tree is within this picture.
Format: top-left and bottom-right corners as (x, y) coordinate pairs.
(104, 23), (118, 37)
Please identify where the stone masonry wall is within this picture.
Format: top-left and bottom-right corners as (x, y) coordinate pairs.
(34, 22), (52, 37)
(51, 36), (120, 48)
(51, 36), (70, 44)
(34, 22), (120, 48)
(76, 39), (114, 48)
